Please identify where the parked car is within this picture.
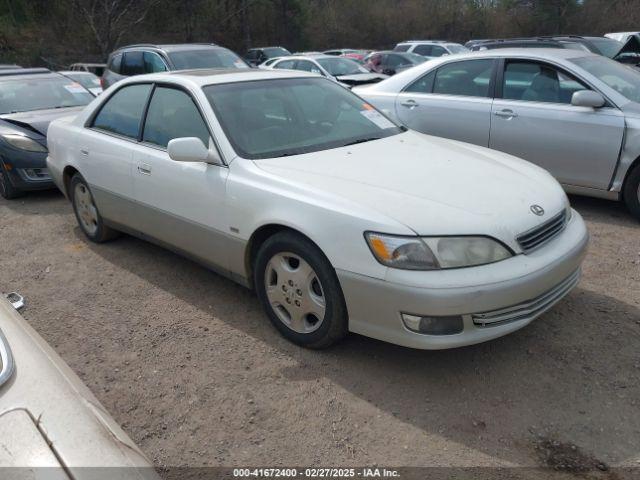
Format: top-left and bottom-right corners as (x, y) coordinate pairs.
(0, 68), (94, 199)
(0, 294), (159, 478)
(102, 43), (250, 89)
(354, 48), (640, 218)
(266, 55), (388, 87)
(244, 46), (291, 66)
(466, 35), (639, 67)
(364, 51), (427, 75)
(393, 40), (469, 58)
(59, 70), (103, 96)
(606, 32), (640, 42)
(69, 62), (106, 76)
(257, 56), (285, 69)
(47, 68), (588, 350)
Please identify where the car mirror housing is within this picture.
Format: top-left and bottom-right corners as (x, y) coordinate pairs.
(571, 90), (606, 108)
(167, 137), (221, 165)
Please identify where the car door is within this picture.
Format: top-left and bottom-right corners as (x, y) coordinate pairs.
(132, 84), (230, 271)
(490, 59), (625, 189)
(77, 83), (153, 227)
(395, 58), (496, 146)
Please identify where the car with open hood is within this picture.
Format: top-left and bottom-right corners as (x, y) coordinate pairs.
(0, 68), (94, 199)
(0, 293), (159, 478)
(266, 55), (388, 87)
(355, 48), (640, 219)
(47, 68), (588, 350)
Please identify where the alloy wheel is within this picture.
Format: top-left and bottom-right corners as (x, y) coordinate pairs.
(264, 252), (326, 334)
(74, 183), (99, 236)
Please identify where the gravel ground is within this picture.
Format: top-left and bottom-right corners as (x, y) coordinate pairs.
(1, 190), (639, 476)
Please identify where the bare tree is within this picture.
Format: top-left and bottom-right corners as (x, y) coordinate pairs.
(67, 0), (160, 59)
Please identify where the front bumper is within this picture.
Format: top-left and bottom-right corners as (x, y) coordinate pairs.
(1, 151), (55, 192)
(338, 210), (589, 349)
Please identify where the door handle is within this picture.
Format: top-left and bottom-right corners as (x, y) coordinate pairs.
(137, 164), (151, 175)
(494, 109), (518, 119)
(80, 149), (89, 156)
(400, 99), (420, 109)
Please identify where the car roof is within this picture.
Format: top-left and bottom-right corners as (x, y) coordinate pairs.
(59, 70), (95, 75)
(456, 48), (597, 60)
(116, 43), (222, 53)
(0, 68), (62, 81)
(152, 67), (317, 86)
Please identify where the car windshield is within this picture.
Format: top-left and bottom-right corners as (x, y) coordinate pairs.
(446, 44), (469, 54)
(587, 38), (624, 58)
(168, 48), (249, 70)
(572, 55), (640, 103)
(316, 57), (368, 76)
(263, 47), (291, 58)
(0, 77), (93, 114)
(204, 77), (403, 159)
(64, 73), (101, 90)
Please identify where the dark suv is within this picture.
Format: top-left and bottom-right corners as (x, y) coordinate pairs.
(102, 43), (249, 89)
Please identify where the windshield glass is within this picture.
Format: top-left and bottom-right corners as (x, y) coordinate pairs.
(588, 38), (624, 58)
(168, 48), (249, 70)
(316, 57), (368, 76)
(446, 44), (469, 54)
(204, 77), (403, 159)
(64, 73), (101, 90)
(0, 77), (93, 114)
(572, 55), (640, 103)
(264, 47), (291, 58)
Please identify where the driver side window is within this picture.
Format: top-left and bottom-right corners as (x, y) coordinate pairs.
(502, 61), (589, 104)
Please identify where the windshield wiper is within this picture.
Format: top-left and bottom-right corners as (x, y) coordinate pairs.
(341, 137), (382, 147)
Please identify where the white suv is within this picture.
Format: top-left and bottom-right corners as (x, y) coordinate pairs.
(393, 40), (469, 58)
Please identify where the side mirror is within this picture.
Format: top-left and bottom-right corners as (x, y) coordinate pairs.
(571, 90), (605, 108)
(167, 137), (221, 165)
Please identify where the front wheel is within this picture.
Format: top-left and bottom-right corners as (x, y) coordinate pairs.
(254, 231), (348, 349)
(70, 173), (119, 242)
(0, 162), (22, 200)
(623, 163), (640, 221)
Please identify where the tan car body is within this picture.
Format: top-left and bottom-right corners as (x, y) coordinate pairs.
(0, 297), (159, 479)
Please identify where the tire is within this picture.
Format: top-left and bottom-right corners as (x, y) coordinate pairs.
(254, 231), (348, 349)
(70, 173), (119, 242)
(623, 163), (640, 221)
(0, 162), (23, 200)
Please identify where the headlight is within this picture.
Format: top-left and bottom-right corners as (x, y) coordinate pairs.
(1, 134), (47, 153)
(365, 233), (512, 270)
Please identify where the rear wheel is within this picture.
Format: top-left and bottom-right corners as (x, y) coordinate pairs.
(0, 162), (22, 200)
(70, 173), (119, 242)
(623, 163), (640, 221)
(254, 231), (348, 349)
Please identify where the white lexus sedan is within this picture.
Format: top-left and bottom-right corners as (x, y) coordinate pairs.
(47, 68), (589, 350)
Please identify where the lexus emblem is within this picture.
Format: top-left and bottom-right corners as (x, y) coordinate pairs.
(530, 205), (545, 216)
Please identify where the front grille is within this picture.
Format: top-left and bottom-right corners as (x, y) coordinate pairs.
(472, 269), (580, 327)
(517, 210), (567, 253)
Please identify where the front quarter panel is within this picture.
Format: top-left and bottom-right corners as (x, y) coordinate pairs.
(225, 159), (413, 281)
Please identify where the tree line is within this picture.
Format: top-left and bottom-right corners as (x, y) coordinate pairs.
(1, 0), (639, 67)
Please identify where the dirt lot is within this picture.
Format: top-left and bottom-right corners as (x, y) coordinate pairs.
(1, 190), (639, 475)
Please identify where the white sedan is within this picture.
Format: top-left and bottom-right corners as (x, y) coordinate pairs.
(47, 69), (588, 350)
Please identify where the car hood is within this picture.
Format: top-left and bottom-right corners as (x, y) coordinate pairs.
(0, 106), (85, 136)
(335, 72), (388, 86)
(253, 131), (568, 243)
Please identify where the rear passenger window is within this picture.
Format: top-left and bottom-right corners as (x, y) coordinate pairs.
(394, 44), (411, 52)
(274, 59), (296, 70)
(412, 45), (432, 56)
(92, 84), (152, 138)
(122, 51), (144, 76)
(143, 52), (167, 73)
(430, 45), (448, 57)
(405, 70), (436, 93)
(433, 59), (494, 97)
(142, 87), (210, 148)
